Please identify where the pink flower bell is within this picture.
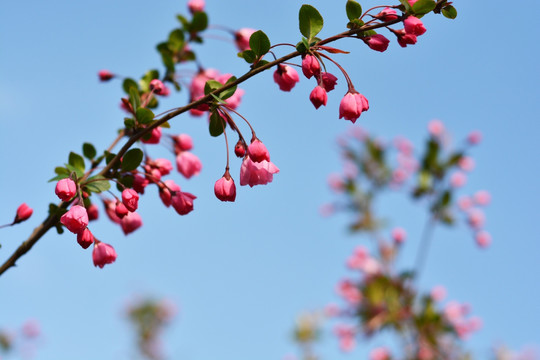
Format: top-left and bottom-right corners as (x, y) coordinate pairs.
(92, 241), (117, 268)
(247, 139), (270, 163)
(339, 92), (369, 123)
(122, 188), (139, 212)
(374, 7), (399, 21)
(171, 191), (197, 215)
(235, 28), (256, 51)
(363, 34), (390, 52)
(174, 133), (193, 152)
(87, 204), (99, 221)
(14, 203), (33, 224)
(404, 16), (427, 36)
(239, 156), (279, 187)
(301, 54), (321, 79)
(309, 85), (327, 109)
(55, 178), (77, 201)
(60, 205), (89, 234)
(273, 65), (300, 92)
(176, 151), (202, 179)
(321, 72), (338, 92)
(214, 171), (236, 202)
(149, 79), (166, 95)
(120, 211), (143, 235)
(159, 180), (181, 207)
(114, 201), (129, 219)
(77, 228), (95, 249)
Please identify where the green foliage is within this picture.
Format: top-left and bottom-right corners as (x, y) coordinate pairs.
(84, 176), (111, 193)
(298, 4), (324, 41)
(191, 12), (208, 32)
(123, 78), (140, 94)
(412, 0), (436, 16)
(238, 49), (256, 64)
(82, 143), (97, 160)
(136, 107), (155, 125)
(249, 30), (271, 57)
(346, 0), (363, 21)
(209, 110), (225, 137)
(442, 5), (457, 19)
(121, 148), (144, 172)
(68, 152), (85, 172)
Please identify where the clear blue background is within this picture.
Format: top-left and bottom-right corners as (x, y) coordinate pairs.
(1, 0), (539, 359)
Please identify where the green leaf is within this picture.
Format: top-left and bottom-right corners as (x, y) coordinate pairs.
(204, 79), (223, 95)
(412, 0), (436, 15)
(121, 148), (144, 172)
(136, 107), (155, 125)
(220, 76), (238, 100)
(346, 0), (363, 21)
(398, 0), (412, 12)
(442, 5), (457, 19)
(168, 29), (185, 51)
(65, 164), (85, 179)
(253, 59), (269, 69)
(249, 30), (271, 56)
(209, 111), (224, 137)
(124, 117), (136, 128)
(176, 14), (190, 28)
(82, 143), (97, 160)
(295, 40), (308, 54)
(48, 173), (70, 182)
(85, 176), (111, 193)
(191, 12), (208, 32)
(68, 152), (85, 171)
(54, 166), (69, 175)
(239, 50), (256, 63)
(129, 87), (141, 111)
(105, 151), (116, 165)
(123, 78), (139, 94)
(298, 4), (324, 40)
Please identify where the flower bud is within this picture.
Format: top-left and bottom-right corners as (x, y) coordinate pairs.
(171, 191), (197, 215)
(176, 151), (202, 179)
(55, 178), (77, 201)
(149, 79), (165, 95)
(87, 204), (99, 221)
(391, 227), (407, 244)
(247, 139), (271, 163)
(475, 231), (491, 248)
(77, 228), (95, 249)
(234, 140), (246, 158)
(60, 205), (89, 234)
(404, 16), (427, 36)
(98, 70), (114, 82)
(214, 174), (236, 202)
(14, 203), (33, 224)
(374, 7), (399, 21)
(273, 65), (300, 92)
(122, 188), (139, 212)
(363, 34), (390, 52)
(467, 131), (482, 145)
(92, 241), (117, 268)
(235, 28), (256, 51)
(115, 201), (129, 219)
(121, 212), (143, 235)
(301, 54), (321, 79)
(309, 85), (328, 109)
(141, 127), (162, 144)
(187, 0), (205, 13)
(339, 92), (369, 123)
(321, 72), (338, 92)
(174, 133), (193, 152)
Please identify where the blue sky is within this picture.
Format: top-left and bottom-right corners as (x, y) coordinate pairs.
(1, 0), (539, 359)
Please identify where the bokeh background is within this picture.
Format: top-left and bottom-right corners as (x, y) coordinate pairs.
(1, 0), (539, 359)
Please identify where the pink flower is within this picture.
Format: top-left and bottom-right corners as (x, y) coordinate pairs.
(171, 191), (197, 215)
(301, 54), (321, 79)
(22, 319), (41, 339)
(176, 151), (202, 179)
(159, 180), (181, 207)
(337, 279), (362, 304)
(14, 203), (33, 224)
(61, 205), (89, 234)
(375, 7), (399, 21)
(174, 134), (193, 152)
(120, 211), (143, 235)
(141, 127), (162, 144)
(87, 204), (99, 221)
(149, 79), (166, 95)
(404, 16), (427, 36)
(430, 285), (447, 302)
(114, 201), (129, 218)
(92, 241), (117, 268)
(235, 28), (256, 51)
(428, 119), (444, 137)
(363, 34), (390, 52)
(214, 174), (237, 202)
(273, 65), (300, 92)
(450, 171), (467, 187)
(339, 92), (369, 123)
(55, 178), (77, 201)
(327, 173), (344, 192)
(321, 72), (338, 92)
(122, 188), (139, 212)
(457, 196), (473, 211)
(467, 209), (486, 229)
(370, 347), (391, 360)
(391, 227), (407, 244)
(467, 131), (482, 145)
(104, 199), (121, 224)
(133, 174), (149, 194)
(309, 85), (327, 109)
(475, 230), (491, 248)
(247, 139), (271, 163)
(240, 156), (279, 187)
(77, 228), (95, 249)
(98, 70), (114, 82)
(153, 158), (173, 176)
(393, 29), (417, 47)
(187, 0), (205, 13)
(473, 190), (491, 206)
(458, 156), (475, 172)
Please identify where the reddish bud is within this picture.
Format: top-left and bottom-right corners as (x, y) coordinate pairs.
(176, 151), (202, 179)
(171, 191), (197, 215)
(103, 199), (121, 224)
(77, 228), (95, 249)
(234, 140), (246, 158)
(393, 29), (417, 47)
(247, 139), (270, 163)
(363, 34), (390, 52)
(309, 85), (327, 109)
(115, 201), (129, 219)
(273, 65), (300, 92)
(174, 133), (194, 152)
(92, 241), (117, 268)
(87, 204), (99, 221)
(235, 28), (256, 51)
(214, 173), (236, 202)
(391, 227), (407, 244)
(141, 127), (162, 144)
(98, 70), (114, 82)
(159, 180), (180, 207)
(188, 0), (205, 13)
(321, 72), (338, 92)
(374, 7), (399, 21)
(60, 205), (89, 234)
(133, 174), (149, 194)
(55, 178), (77, 201)
(121, 212), (143, 235)
(149, 79), (165, 95)
(339, 92), (369, 123)
(301, 54), (321, 79)
(404, 16), (427, 36)
(14, 203), (33, 224)
(122, 188), (139, 212)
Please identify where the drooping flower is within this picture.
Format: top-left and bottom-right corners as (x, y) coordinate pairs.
(60, 205), (89, 234)
(404, 16), (427, 36)
(14, 203), (33, 224)
(159, 180), (181, 207)
(87, 204), (99, 221)
(240, 157), (279, 187)
(55, 178), (77, 201)
(273, 65), (300, 92)
(214, 172), (236, 202)
(309, 85), (328, 109)
(92, 241), (117, 268)
(235, 28), (256, 51)
(104, 199), (122, 224)
(171, 191), (197, 215)
(173, 133), (193, 152)
(321, 72), (338, 92)
(120, 211), (143, 235)
(176, 151), (202, 179)
(363, 34), (390, 52)
(339, 92), (369, 123)
(122, 189), (139, 212)
(374, 7), (399, 21)
(393, 29), (417, 47)
(114, 201), (129, 219)
(77, 228), (95, 249)
(301, 54), (321, 79)
(247, 139), (270, 163)
(141, 127), (162, 144)
(149, 79), (166, 95)
(98, 70), (114, 82)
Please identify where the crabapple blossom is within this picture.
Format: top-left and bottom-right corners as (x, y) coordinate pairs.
(234, 140), (247, 158)
(339, 92), (369, 123)
(14, 203), (33, 224)
(174, 134), (193, 152)
(92, 241), (117, 268)
(214, 174), (236, 202)
(309, 85), (327, 109)
(458, 156), (475, 172)
(321, 72), (338, 92)
(391, 227), (407, 244)
(370, 347), (391, 360)
(149, 79), (165, 95)
(122, 188), (139, 212)
(55, 178), (77, 201)
(98, 70), (114, 81)
(104, 199), (121, 224)
(176, 151), (202, 179)
(450, 171), (467, 187)
(87, 204), (99, 221)
(171, 191), (197, 215)
(467, 131), (482, 145)
(159, 180), (181, 207)
(473, 190), (491, 206)
(334, 324), (356, 352)
(141, 127), (162, 144)
(467, 209), (485, 229)
(301, 54), (320, 79)
(120, 211), (143, 235)
(273, 65), (300, 92)
(187, 0), (204, 13)
(428, 119), (445, 137)
(77, 228), (95, 249)
(234, 28), (256, 51)
(475, 230), (491, 248)
(60, 205), (89, 234)
(404, 16), (426, 36)
(115, 201), (129, 219)
(132, 174), (149, 194)
(458, 196), (473, 211)
(239, 156), (279, 187)
(374, 7), (399, 21)
(363, 34), (390, 52)
(153, 158), (173, 176)
(247, 139), (271, 163)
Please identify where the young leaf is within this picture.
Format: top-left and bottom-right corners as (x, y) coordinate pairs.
(85, 176), (111, 193)
(239, 50), (256, 63)
(442, 5), (457, 19)
(48, 173), (70, 182)
(191, 12), (208, 32)
(249, 30), (271, 57)
(129, 87), (141, 110)
(82, 143), (97, 160)
(204, 79), (223, 95)
(68, 152), (85, 171)
(123, 78), (140, 94)
(346, 0), (363, 21)
(136, 107), (155, 125)
(220, 76), (238, 100)
(54, 166), (69, 175)
(298, 5), (324, 40)
(209, 111), (224, 137)
(398, 0), (412, 12)
(121, 148), (144, 172)
(168, 29), (185, 51)
(412, 0), (436, 15)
